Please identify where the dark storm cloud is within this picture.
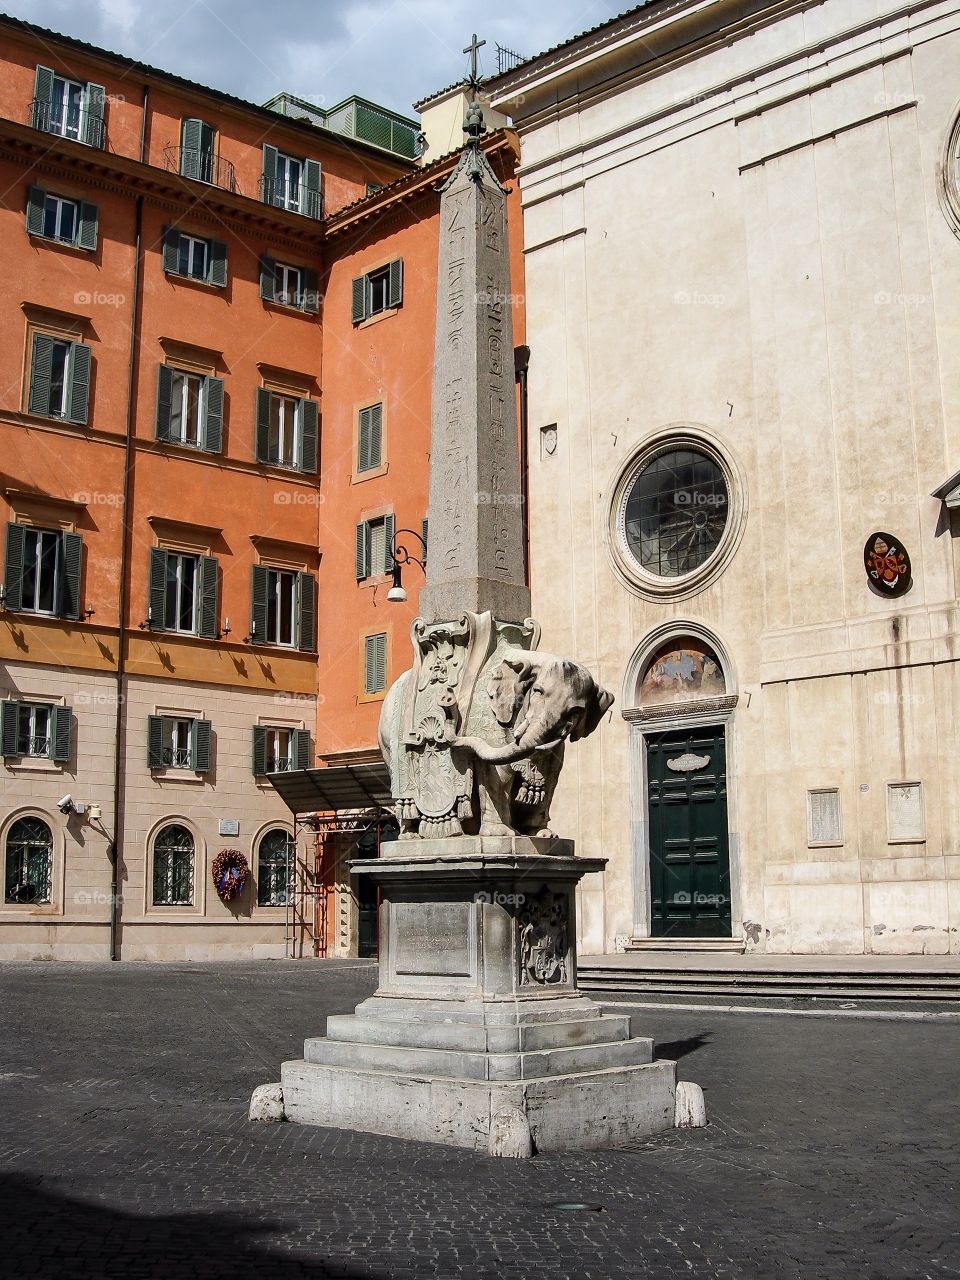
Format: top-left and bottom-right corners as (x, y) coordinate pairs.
(3, 0), (619, 116)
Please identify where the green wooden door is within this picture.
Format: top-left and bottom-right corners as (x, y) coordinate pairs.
(647, 726), (731, 937)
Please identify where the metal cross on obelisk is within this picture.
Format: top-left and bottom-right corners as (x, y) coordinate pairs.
(463, 32), (485, 87)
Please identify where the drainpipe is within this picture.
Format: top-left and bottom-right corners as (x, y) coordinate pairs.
(514, 344), (530, 586)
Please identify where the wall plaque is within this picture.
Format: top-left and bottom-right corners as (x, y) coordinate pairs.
(864, 532), (911, 597)
(393, 901), (472, 976)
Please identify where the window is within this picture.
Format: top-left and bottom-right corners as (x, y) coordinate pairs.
(252, 726), (311, 775)
(807, 789), (842, 846)
(147, 716), (212, 772)
(161, 227), (227, 287)
(155, 365), (223, 453)
(147, 548), (218, 636)
(259, 256), (319, 313)
(622, 448), (728, 579)
(0, 700), (71, 762)
(364, 632), (387, 695)
(2, 523), (83, 619)
(351, 260), (403, 323)
(152, 823), (195, 905)
(24, 186), (98, 251)
(4, 817), (53, 904)
(261, 145), (321, 218)
(254, 388), (318, 473)
(257, 828), (291, 906)
(357, 403), (383, 473)
(355, 514), (395, 579)
(886, 782), (924, 842)
(179, 117), (215, 182)
(249, 564), (317, 652)
(27, 333), (91, 424)
(31, 66), (104, 148)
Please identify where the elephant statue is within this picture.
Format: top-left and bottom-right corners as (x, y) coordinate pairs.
(453, 649), (615, 838)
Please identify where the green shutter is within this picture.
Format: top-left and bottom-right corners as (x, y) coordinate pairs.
(25, 185), (46, 237)
(358, 403), (382, 472)
(3, 524), (26, 613)
(201, 376), (223, 454)
(155, 364), (174, 441)
(375, 633), (387, 692)
(77, 201), (98, 251)
(261, 144), (279, 204)
(365, 633), (387, 694)
(252, 725), (267, 776)
(147, 714), (164, 767)
(259, 255), (276, 302)
(387, 258), (403, 308)
(383, 514), (396, 576)
(250, 564), (268, 643)
(351, 275), (366, 324)
(59, 531), (82, 620)
(180, 117), (203, 179)
(51, 705), (72, 762)
(67, 342), (91, 425)
(83, 83), (105, 147)
(28, 333), (55, 417)
(298, 398), (318, 474)
(197, 555), (219, 639)
(303, 159), (321, 218)
(193, 718), (212, 772)
(1, 701), (19, 757)
(294, 727), (311, 770)
(32, 66), (54, 131)
(162, 226), (181, 275)
(355, 521), (368, 580)
(148, 547), (167, 628)
(420, 517), (428, 567)
(208, 238), (227, 287)
(297, 572), (316, 652)
(301, 267), (319, 314)
(255, 387), (271, 462)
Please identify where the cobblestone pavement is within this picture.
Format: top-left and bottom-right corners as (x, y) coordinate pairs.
(2, 959), (958, 1279)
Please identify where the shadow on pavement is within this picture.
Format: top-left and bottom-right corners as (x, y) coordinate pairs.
(1, 1172), (376, 1279)
(655, 1032), (712, 1061)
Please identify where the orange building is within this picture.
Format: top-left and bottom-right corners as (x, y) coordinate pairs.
(0, 15), (524, 960)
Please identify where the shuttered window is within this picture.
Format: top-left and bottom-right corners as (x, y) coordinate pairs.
(351, 259), (403, 323)
(252, 725), (311, 775)
(2, 523), (82, 619)
(31, 66), (105, 148)
(147, 715), (212, 772)
(357, 403), (383, 473)
(147, 548), (218, 637)
(254, 388), (318, 473)
(355, 513), (395, 579)
(25, 185), (97, 250)
(363, 632), (387, 695)
(28, 333), (91, 424)
(155, 365), (223, 453)
(259, 256), (319, 313)
(262, 146), (321, 218)
(161, 226), (227, 287)
(179, 117), (215, 182)
(249, 564), (316, 650)
(0, 700), (72, 762)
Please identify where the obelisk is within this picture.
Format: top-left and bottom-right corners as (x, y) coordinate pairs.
(270, 70), (696, 1156)
(417, 99), (529, 626)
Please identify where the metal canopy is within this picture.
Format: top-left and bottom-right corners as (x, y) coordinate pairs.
(267, 761), (392, 817)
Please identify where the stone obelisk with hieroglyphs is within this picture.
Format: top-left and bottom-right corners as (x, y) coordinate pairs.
(417, 99), (529, 626)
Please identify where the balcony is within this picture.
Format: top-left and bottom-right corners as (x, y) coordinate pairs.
(259, 176), (321, 220)
(29, 98), (104, 149)
(163, 144), (238, 192)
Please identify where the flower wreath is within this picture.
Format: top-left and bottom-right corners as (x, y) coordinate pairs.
(211, 848), (250, 901)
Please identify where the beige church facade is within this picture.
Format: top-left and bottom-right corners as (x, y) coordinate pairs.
(487, 0), (960, 955)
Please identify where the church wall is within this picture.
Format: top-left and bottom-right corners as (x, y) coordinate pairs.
(504, 0), (960, 954)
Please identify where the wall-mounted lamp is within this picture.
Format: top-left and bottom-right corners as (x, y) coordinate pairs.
(387, 528), (427, 604)
(219, 617), (231, 639)
(138, 607), (152, 631)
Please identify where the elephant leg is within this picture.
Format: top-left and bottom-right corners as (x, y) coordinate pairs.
(477, 764), (515, 836)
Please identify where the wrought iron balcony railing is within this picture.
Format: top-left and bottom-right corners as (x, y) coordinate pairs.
(259, 176), (322, 220)
(29, 98), (105, 149)
(163, 144), (237, 192)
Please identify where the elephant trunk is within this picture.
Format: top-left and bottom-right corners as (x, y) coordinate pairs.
(454, 732), (563, 764)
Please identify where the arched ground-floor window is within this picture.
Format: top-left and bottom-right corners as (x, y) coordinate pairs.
(152, 823), (195, 906)
(257, 828), (291, 906)
(4, 816), (53, 904)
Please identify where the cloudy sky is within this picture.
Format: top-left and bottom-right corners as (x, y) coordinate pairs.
(4, 0), (623, 117)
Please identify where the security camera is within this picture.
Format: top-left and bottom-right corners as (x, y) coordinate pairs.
(58, 795), (74, 815)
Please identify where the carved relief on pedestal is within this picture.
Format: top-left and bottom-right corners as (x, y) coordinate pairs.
(518, 887), (570, 986)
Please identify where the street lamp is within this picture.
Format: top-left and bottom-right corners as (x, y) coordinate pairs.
(387, 528), (427, 604)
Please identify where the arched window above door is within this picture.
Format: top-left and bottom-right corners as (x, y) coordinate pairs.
(639, 636), (726, 707)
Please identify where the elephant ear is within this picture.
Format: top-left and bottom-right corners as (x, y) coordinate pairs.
(488, 657), (533, 726)
(569, 681), (615, 741)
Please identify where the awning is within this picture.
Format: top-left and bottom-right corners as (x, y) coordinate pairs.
(267, 761), (392, 816)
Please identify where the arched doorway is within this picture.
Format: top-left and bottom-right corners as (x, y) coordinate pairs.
(623, 628), (739, 941)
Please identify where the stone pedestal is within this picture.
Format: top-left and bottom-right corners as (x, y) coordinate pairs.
(280, 838), (678, 1154)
